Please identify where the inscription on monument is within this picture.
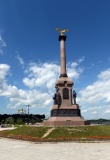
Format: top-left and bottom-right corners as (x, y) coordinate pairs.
(51, 109), (81, 117)
(63, 88), (69, 99)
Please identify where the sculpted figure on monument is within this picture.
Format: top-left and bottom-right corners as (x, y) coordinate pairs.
(73, 90), (77, 105)
(56, 28), (69, 35)
(53, 87), (62, 107)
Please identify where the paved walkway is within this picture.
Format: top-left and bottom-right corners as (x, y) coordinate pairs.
(0, 127), (15, 131)
(0, 138), (110, 160)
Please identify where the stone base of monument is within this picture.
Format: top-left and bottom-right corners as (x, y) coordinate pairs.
(44, 104), (90, 126)
(44, 117), (90, 126)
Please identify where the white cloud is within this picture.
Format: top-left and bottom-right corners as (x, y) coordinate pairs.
(7, 89), (52, 109)
(81, 110), (87, 113)
(91, 111), (97, 114)
(1, 61), (110, 119)
(0, 35), (7, 55)
(23, 61), (83, 90)
(16, 54), (25, 68)
(77, 56), (85, 63)
(0, 60), (84, 112)
(23, 62), (59, 89)
(0, 64), (10, 80)
(67, 61), (84, 79)
(87, 63), (94, 69)
(0, 63), (52, 111)
(1, 83), (52, 110)
(78, 68), (110, 118)
(97, 69), (110, 81)
(105, 110), (110, 114)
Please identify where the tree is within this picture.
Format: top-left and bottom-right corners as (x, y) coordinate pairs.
(16, 118), (24, 125)
(30, 118), (36, 124)
(5, 117), (14, 124)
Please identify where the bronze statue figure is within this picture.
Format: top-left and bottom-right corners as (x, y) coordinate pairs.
(73, 90), (77, 104)
(56, 28), (69, 35)
(53, 87), (62, 108)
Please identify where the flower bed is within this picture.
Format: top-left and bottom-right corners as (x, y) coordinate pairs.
(1, 133), (110, 142)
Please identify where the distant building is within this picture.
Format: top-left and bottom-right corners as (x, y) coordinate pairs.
(17, 108), (26, 115)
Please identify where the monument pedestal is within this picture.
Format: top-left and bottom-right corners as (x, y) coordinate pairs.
(44, 77), (90, 126)
(44, 104), (90, 126)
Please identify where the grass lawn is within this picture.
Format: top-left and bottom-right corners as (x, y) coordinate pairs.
(0, 126), (51, 138)
(47, 125), (110, 138)
(0, 125), (110, 142)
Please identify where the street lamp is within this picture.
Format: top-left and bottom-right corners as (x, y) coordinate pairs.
(26, 104), (31, 124)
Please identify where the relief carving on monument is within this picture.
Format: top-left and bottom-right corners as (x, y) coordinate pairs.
(51, 109), (81, 117)
(63, 88), (69, 99)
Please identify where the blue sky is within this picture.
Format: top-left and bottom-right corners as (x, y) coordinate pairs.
(0, 0), (110, 119)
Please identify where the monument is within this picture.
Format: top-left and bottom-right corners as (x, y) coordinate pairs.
(44, 28), (90, 126)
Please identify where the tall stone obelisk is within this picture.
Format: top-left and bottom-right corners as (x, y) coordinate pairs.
(44, 28), (89, 126)
(59, 35), (67, 78)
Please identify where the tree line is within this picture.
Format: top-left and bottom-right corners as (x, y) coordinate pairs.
(0, 114), (45, 125)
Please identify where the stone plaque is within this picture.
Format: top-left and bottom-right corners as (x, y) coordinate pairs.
(63, 88), (69, 99)
(51, 109), (81, 117)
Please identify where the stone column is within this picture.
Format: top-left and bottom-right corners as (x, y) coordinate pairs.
(59, 35), (67, 77)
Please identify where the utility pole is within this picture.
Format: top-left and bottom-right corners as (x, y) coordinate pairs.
(26, 104), (31, 124)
